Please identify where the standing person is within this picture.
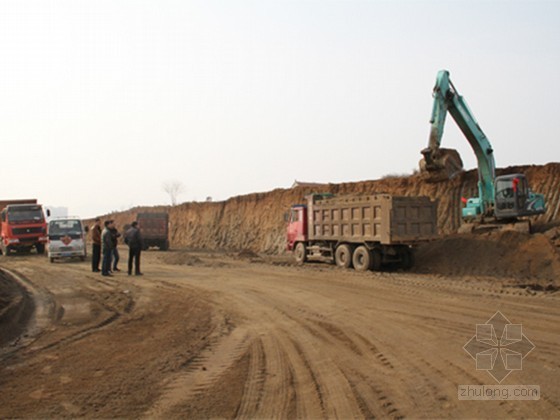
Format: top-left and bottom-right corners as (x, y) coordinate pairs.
(101, 220), (114, 276)
(91, 218), (102, 272)
(125, 221), (143, 276)
(110, 224), (121, 272)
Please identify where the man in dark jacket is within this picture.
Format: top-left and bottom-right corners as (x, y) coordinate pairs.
(125, 221), (143, 276)
(91, 218), (102, 272)
(101, 220), (115, 276)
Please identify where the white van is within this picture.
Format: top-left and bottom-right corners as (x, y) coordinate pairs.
(47, 218), (87, 262)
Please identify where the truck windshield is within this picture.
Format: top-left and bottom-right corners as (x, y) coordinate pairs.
(49, 220), (82, 236)
(7, 208), (44, 223)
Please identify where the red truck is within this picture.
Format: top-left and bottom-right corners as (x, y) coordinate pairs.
(287, 193), (438, 271)
(0, 200), (50, 255)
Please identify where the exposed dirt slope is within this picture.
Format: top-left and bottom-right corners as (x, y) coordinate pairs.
(0, 270), (34, 347)
(413, 231), (560, 286)
(96, 163), (560, 254)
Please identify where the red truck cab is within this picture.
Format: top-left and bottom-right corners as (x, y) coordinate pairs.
(286, 204), (307, 251)
(1, 201), (50, 255)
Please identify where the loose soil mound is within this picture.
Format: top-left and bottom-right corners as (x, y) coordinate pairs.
(0, 271), (34, 347)
(158, 251), (230, 268)
(413, 231), (560, 287)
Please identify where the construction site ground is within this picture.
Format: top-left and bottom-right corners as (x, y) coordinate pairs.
(1, 243), (559, 419)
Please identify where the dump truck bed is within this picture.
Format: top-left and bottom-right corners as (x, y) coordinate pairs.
(307, 194), (437, 245)
(137, 213), (169, 239)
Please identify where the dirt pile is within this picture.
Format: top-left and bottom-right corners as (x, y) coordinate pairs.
(413, 231), (560, 287)
(0, 271), (34, 347)
(94, 163), (560, 255)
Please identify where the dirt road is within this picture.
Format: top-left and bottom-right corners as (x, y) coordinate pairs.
(1, 250), (559, 418)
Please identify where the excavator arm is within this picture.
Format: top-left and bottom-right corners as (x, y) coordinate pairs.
(420, 70), (497, 215)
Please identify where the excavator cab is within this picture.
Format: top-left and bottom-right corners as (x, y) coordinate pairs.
(494, 174), (545, 219)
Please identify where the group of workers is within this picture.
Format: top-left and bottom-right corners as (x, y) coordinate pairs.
(90, 219), (143, 276)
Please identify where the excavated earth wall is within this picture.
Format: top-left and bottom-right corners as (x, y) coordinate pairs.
(95, 163), (560, 255)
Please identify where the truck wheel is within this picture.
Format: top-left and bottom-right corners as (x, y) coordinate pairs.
(36, 244), (45, 255)
(294, 242), (307, 264)
(371, 249), (382, 271)
(161, 240), (169, 251)
(49, 257), (55, 263)
(352, 246), (372, 272)
(335, 244), (353, 269)
(399, 247), (414, 270)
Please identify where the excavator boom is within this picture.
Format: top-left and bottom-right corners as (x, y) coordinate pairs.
(420, 70), (496, 215)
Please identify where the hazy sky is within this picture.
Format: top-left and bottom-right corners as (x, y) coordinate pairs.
(1, 0), (559, 218)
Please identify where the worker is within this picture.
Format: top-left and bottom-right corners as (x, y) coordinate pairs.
(101, 220), (115, 276)
(110, 224), (122, 272)
(91, 218), (102, 272)
(125, 221), (143, 276)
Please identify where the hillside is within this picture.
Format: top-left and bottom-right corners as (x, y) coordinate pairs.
(94, 163), (560, 254)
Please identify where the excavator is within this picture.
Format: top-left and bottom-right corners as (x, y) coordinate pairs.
(419, 70), (546, 231)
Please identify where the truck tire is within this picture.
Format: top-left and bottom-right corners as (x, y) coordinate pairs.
(294, 242), (307, 264)
(352, 246), (372, 272)
(335, 244), (353, 269)
(371, 249), (382, 271)
(36, 244), (45, 255)
(160, 240), (169, 251)
(399, 247), (414, 270)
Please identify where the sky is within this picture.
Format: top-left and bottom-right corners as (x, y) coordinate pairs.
(1, 0), (559, 218)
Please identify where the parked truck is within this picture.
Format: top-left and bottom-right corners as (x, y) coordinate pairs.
(286, 193), (438, 271)
(0, 199), (50, 255)
(137, 212), (170, 250)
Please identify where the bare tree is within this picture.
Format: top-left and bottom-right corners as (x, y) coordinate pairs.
(162, 180), (185, 206)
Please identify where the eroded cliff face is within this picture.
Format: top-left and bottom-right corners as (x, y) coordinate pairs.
(94, 163), (560, 254)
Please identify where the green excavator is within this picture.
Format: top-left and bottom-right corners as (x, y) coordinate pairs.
(419, 70), (546, 230)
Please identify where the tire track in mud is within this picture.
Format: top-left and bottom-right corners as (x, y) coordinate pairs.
(0, 267), (135, 362)
(234, 288), (397, 419)
(144, 320), (252, 418)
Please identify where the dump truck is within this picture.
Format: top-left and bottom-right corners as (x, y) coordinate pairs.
(286, 193), (437, 270)
(137, 212), (170, 250)
(0, 199), (50, 255)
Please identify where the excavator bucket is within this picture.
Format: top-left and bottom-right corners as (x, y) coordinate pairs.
(419, 148), (464, 182)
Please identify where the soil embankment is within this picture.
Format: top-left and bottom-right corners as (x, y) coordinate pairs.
(95, 163), (560, 255)
(0, 270), (34, 347)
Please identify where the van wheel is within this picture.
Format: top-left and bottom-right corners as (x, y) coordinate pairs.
(294, 242), (307, 264)
(49, 257), (54, 263)
(371, 249), (382, 271)
(352, 246), (372, 272)
(335, 244), (353, 269)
